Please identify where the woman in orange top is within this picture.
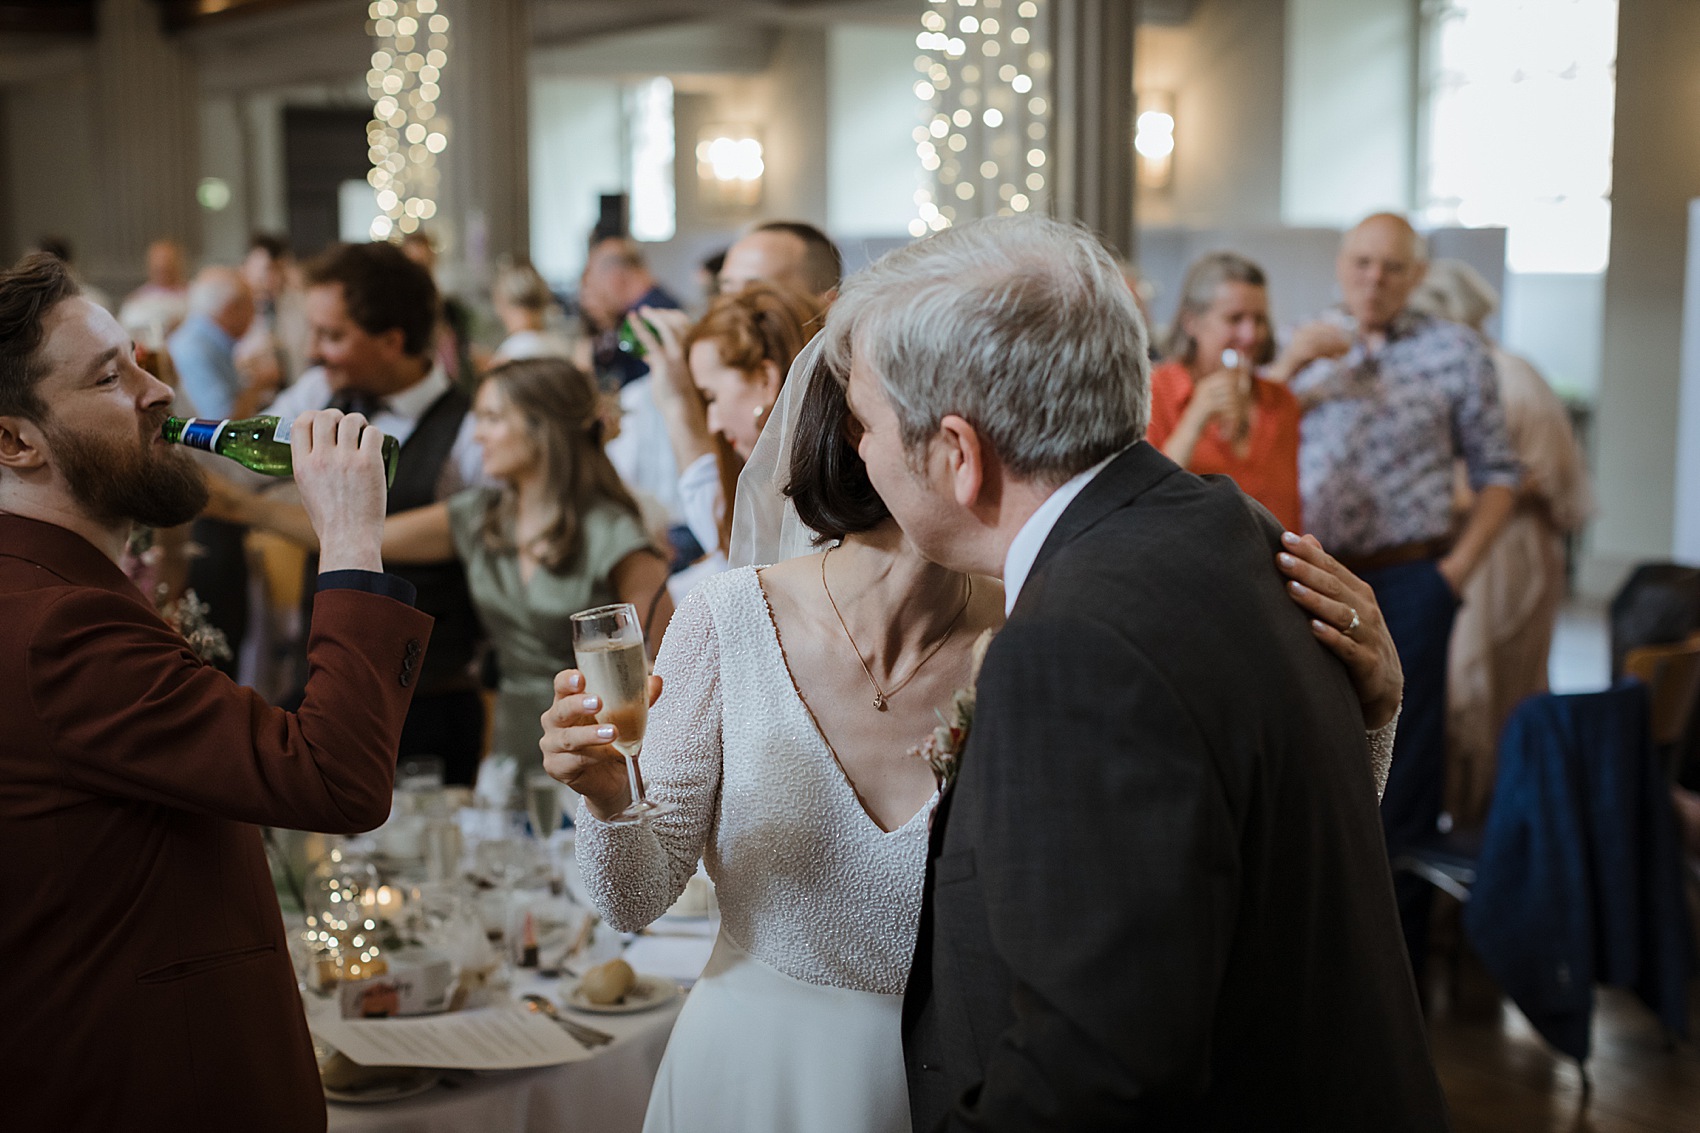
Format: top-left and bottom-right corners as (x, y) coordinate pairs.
(1146, 251), (1304, 531)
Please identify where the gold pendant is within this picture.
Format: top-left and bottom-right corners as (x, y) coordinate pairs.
(874, 692), (887, 711)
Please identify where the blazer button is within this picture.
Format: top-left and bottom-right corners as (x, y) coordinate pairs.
(399, 671), (412, 687)
(405, 639), (421, 658)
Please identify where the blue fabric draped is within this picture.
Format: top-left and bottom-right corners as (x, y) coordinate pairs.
(1463, 682), (1693, 1062)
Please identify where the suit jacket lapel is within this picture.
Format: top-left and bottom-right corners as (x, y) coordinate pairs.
(1025, 441), (1180, 586)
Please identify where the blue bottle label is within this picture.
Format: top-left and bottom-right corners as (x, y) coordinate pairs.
(179, 418), (221, 452)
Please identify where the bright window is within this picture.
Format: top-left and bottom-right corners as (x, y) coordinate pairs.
(627, 77), (676, 243)
(1420, 0), (1618, 274)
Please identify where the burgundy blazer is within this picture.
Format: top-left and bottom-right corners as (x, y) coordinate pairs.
(0, 514), (433, 1132)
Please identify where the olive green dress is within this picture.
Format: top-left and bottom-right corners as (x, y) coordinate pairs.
(446, 488), (654, 761)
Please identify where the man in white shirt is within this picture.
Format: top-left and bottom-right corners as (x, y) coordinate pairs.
(262, 241), (488, 785)
(828, 215), (1445, 1131)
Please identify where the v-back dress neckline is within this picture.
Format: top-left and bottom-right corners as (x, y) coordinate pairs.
(750, 567), (936, 837)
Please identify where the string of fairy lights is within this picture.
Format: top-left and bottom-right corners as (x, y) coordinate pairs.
(365, 0), (450, 241)
(910, 0), (1051, 237)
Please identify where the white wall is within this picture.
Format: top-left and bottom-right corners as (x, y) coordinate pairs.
(1674, 199), (1700, 563)
(826, 24), (922, 239)
(1281, 0), (1414, 227)
(1501, 273), (1605, 399)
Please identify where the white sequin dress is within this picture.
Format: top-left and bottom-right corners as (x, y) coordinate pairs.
(576, 567), (931, 1133)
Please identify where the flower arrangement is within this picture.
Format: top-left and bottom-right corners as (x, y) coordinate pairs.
(162, 589), (234, 667)
(911, 629), (995, 792)
(123, 527), (233, 666)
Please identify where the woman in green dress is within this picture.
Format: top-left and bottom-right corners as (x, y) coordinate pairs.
(230, 357), (673, 766)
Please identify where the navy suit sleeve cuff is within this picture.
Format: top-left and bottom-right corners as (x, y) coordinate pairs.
(316, 569), (417, 607)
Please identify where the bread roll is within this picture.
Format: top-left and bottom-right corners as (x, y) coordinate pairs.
(579, 957), (636, 1005)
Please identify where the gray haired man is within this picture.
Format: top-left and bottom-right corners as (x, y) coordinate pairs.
(832, 216), (1449, 1131)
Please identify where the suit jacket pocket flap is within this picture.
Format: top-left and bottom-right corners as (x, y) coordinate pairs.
(935, 848), (977, 885)
(138, 943), (275, 984)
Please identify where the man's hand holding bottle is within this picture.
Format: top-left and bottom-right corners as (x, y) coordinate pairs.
(290, 410), (388, 574)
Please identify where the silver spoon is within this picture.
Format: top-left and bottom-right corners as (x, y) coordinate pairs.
(520, 994), (615, 1047)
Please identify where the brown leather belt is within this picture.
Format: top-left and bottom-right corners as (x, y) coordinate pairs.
(1338, 538), (1451, 574)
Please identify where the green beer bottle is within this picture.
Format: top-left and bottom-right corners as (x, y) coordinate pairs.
(161, 415), (400, 489)
(616, 314), (655, 359)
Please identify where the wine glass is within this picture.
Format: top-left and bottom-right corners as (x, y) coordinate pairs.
(473, 809), (535, 958)
(525, 771), (562, 842)
(569, 602), (674, 825)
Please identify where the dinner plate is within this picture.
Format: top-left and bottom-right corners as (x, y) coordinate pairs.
(324, 1068), (440, 1105)
(563, 973), (681, 1015)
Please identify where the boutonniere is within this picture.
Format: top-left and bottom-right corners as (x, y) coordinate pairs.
(912, 629), (996, 793)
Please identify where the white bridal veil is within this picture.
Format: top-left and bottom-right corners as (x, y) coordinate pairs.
(726, 333), (833, 568)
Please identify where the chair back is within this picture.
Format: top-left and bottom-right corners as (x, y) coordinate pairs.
(1610, 562), (1700, 679)
(1623, 632), (1700, 776)
(1464, 683), (1693, 1064)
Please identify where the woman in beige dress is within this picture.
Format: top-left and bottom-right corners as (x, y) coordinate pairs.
(1413, 260), (1593, 825)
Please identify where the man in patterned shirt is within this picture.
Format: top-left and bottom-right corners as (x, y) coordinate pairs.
(1286, 213), (1519, 986)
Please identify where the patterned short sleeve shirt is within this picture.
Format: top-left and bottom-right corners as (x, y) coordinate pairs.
(1290, 310), (1520, 558)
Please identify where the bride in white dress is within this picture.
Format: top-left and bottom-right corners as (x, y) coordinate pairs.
(541, 343), (1403, 1133)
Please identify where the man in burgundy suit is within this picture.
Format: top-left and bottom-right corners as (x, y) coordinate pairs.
(0, 252), (433, 1131)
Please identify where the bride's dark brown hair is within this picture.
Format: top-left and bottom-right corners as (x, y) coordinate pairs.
(783, 354), (890, 542)
(477, 357), (646, 571)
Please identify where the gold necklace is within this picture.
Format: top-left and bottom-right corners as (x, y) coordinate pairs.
(820, 545), (973, 711)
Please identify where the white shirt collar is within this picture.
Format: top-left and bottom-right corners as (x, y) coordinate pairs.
(1000, 448), (1124, 616)
(380, 363), (451, 424)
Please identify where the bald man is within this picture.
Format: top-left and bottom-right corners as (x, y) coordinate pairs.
(718, 220), (843, 301)
(167, 266), (261, 675)
(169, 266), (256, 419)
(1285, 212), (1519, 987)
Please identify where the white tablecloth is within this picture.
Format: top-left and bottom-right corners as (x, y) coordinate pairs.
(323, 974), (683, 1133)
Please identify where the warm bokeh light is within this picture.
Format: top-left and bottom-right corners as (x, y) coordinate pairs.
(367, 0), (448, 242)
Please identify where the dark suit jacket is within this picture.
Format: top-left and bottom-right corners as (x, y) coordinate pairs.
(0, 514), (433, 1132)
(903, 444), (1449, 1131)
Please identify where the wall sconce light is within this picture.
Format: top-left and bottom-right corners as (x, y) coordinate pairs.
(696, 127), (764, 209)
(1134, 92), (1175, 190)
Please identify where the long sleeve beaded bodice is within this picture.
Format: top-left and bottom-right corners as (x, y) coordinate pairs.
(575, 568), (931, 996)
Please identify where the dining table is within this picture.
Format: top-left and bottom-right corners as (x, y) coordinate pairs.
(320, 969), (684, 1133)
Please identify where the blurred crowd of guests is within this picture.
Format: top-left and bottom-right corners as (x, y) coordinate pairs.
(32, 209), (1593, 984)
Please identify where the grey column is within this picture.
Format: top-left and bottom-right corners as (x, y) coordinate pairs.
(436, 0), (530, 290)
(1047, 0), (1137, 258)
(91, 0), (199, 283)
(1590, 0), (1700, 586)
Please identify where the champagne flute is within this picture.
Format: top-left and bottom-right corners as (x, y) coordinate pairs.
(569, 602), (673, 826)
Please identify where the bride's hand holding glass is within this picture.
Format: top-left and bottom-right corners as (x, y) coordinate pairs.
(539, 668), (665, 823)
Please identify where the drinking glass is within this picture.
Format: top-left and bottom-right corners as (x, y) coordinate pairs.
(525, 771), (562, 842)
(569, 602), (673, 825)
(473, 810), (535, 958)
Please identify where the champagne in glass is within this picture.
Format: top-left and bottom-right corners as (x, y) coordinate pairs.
(569, 603), (673, 825)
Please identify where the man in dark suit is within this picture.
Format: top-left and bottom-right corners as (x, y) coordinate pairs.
(0, 252), (432, 1131)
(831, 217), (1449, 1130)
(263, 241), (487, 784)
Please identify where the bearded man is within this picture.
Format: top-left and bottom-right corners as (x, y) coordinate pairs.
(0, 252), (432, 1132)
